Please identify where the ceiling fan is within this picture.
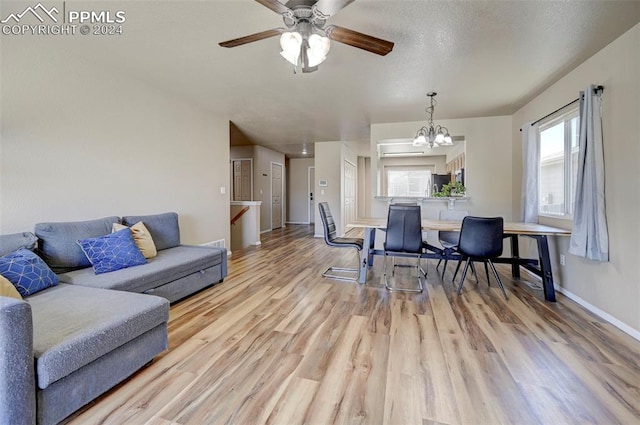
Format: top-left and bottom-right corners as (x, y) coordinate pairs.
(219, 0), (394, 73)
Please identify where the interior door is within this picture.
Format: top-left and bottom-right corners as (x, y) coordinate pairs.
(233, 160), (242, 201)
(240, 160), (251, 201)
(271, 163), (283, 230)
(232, 159), (252, 201)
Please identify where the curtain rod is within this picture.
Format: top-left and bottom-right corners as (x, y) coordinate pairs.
(519, 85), (604, 132)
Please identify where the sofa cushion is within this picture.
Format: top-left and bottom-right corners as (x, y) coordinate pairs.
(0, 274), (22, 299)
(121, 212), (179, 251)
(0, 232), (38, 257)
(28, 283), (169, 389)
(113, 222), (157, 259)
(58, 245), (223, 294)
(0, 249), (59, 297)
(77, 228), (147, 275)
(34, 217), (120, 273)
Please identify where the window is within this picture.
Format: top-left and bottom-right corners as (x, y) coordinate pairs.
(386, 167), (432, 197)
(538, 108), (579, 217)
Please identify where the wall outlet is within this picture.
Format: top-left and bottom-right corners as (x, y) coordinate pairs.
(560, 254), (566, 266)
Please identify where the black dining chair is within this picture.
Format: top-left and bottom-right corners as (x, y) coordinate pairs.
(436, 209), (468, 278)
(383, 204), (424, 292)
(318, 202), (364, 282)
(456, 216), (508, 299)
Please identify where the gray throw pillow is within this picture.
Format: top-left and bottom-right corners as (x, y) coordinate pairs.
(121, 212), (180, 251)
(34, 217), (120, 273)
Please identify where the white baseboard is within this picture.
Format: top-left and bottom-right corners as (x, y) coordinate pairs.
(314, 234), (323, 238)
(554, 285), (640, 341)
(260, 229), (272, 234)
(252, 241), (262, 246)
(286, 221), (310, 225)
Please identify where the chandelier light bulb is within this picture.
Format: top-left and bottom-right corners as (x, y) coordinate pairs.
(413, 134), (427, 146)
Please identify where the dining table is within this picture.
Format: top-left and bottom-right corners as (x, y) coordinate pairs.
(346, 218), (571, 302)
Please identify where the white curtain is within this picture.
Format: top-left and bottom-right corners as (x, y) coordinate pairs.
(521, 121), (539, 223)
(569, 85), (609, 261)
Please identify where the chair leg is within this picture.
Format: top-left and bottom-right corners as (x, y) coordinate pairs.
(457, 258), (472, 294)
(488, 260), (508, 300)
(452, 258), (463, 282)
(470, 261), (480, 283)
(436, 259), (442, 269)
(322, 250), (361, 282)
(441, 259), (449, 278)
(484, 261), (491, 286)
(385, 254), (423, 293)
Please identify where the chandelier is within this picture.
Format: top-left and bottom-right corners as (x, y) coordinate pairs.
(413, 92), (453, 148)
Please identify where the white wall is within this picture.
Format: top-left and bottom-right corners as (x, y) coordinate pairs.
(512, 24), (640, 334)
(1, 37), (230, 246)
(314, 141), (344, 236)
(369, 116), (513, 220)
(314, 141), (359, 237)
(287, 158), (314, 224)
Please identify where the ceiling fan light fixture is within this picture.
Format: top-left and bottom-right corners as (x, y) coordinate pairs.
(306, 33), (330, 67)
(308, 33), (330, 56)
(280, 31), (302, 65)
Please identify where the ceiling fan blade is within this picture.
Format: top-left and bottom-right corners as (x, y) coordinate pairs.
(254, 0), (291, 15)
(326, 25), (394, 56)
(314, 0), (356, 17)
(219, 29), (282, 48)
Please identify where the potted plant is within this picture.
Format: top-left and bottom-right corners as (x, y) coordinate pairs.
(432, 182), (466, 197)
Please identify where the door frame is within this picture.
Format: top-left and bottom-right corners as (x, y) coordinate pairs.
(308, 166), (315, 224)
(343, 159), (357, 229)
(270, 161), (285, 230)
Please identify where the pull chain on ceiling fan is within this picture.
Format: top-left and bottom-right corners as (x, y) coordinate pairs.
(219, 0), (394, 73)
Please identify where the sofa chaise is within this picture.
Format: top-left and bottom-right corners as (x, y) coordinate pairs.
(0, 212), (228, 425)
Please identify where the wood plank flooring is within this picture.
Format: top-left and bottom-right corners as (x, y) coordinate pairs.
(66, 225), (640, 425)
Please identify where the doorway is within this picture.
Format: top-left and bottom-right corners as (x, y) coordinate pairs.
(344, 160), (356, 227)
(271, 162), (283, 230)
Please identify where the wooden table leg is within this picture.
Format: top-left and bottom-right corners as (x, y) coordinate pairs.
(509, 234), (521, 279)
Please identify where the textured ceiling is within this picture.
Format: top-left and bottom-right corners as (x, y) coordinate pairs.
(6, 0), (639, 158)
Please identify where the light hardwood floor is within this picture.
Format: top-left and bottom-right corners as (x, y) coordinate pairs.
(66, 225), (640, 425)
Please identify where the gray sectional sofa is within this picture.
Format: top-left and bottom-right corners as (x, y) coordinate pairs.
(0, 213), (228, 425)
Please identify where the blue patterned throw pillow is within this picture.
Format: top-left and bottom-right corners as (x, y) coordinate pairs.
(77, 227), (147, 275)
(0, 248), (59, 297)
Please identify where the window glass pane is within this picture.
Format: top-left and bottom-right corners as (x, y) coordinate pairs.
(539, 122), (565, 215)
(568, 116), (579, 214)
(387, 169), (431, 197)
